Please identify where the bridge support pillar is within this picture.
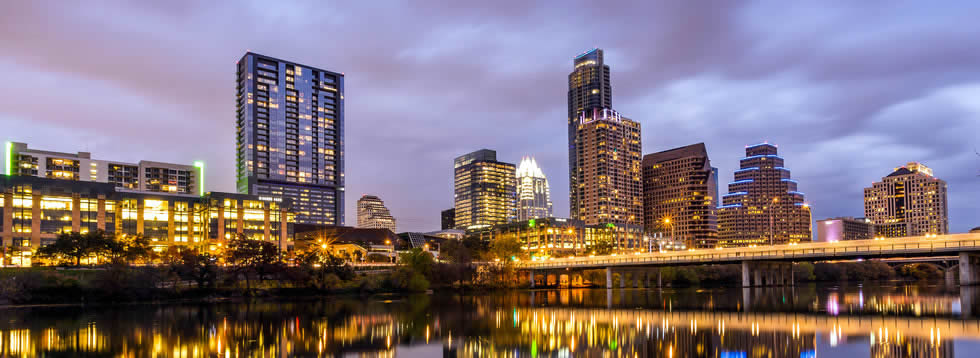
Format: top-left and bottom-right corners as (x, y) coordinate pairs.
(633, 273), (640, 288)
(743, 261), (793, 287)
(605, 267), (613, 289)
(529, 270), (536, 288)
(960, 253), (980, 286)
(742, 262), (751, 287)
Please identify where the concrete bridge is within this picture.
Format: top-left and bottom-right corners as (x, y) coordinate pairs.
(514, 233), (980, 288)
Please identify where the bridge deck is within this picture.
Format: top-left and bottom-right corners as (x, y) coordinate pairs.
(516, 233), (980, 270)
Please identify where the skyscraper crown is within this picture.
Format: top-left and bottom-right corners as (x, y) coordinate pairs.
(517, 156), (546, 179)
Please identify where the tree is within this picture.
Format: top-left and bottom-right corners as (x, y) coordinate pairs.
(108, 233), (152, 265)
(488, 236), (524, 262)
(296, 243), (353, 289)
(171, 250), (219, 289)
(36, 230), (113, 266)
(225, 234), (280, 290)
(399, 248), (435, 278)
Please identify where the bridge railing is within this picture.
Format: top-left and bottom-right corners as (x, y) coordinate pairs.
(516, 233), (980, 269)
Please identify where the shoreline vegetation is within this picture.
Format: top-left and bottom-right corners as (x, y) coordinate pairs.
(0, 231), (952, 306)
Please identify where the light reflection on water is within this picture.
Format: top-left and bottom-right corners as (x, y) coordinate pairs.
(0, 284), (978, 357)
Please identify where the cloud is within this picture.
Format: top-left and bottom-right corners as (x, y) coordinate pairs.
(0, 0), (977, 232)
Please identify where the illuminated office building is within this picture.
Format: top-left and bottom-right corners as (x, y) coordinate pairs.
(356, 194), (396, 232)
(453, 149), (516, 230)
(491, 217), (585, 255)
(864, 162), (948, 238)
(717, 143), (811, 247)
(0, 176), (293, 267)
(567, 48), (612, 221)
(7, 142), (202, 195)
(641, 143), (719, 248)
(236, 52), (344, 225)
(574, 108), (643, 249)
(515, 156), (552, 221)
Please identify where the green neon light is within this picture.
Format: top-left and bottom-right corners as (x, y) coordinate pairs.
(5, 141), (11, 176)
(606, 223), (615, 228)
(193, 161), (205, 196)
(528, 219), (535, 228)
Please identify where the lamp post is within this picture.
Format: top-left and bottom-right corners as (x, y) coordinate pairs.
(664, 218), (675, 249)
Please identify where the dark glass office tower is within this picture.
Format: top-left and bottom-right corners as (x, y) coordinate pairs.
(568, 48), (611, 219)
(236, 52), (344, 225)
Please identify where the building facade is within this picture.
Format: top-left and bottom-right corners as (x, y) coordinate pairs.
(7, 142), (202, 195)
(0, 176), (293, 267)
(864, 162), (948, 237)
(440, 208), (455, 230)
(492, 217), (585, 256)
(641, 143), (719, 248)
(567, 48), (612, 222)
(356, 194), (396, 231)
(573, 108), (644, 249)
(453, 149), (516, 230)
(515, 156), (553, 221)
(236, 52), (344, 226)
(717, 143), (812, 247)
(816, 217), (873, 242)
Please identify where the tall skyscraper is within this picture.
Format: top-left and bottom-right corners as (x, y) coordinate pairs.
(356, 194), (396, 232)
(864, 162), (948, 237)
(568, 48), (612, 221)
(641, 143), (719, 248)
(236, 52), (344, 225)
(574, 109), (643, 246)
(453, 149), (516, 230)
(717, 143), (811, 247)
(516, 156), (553, 221)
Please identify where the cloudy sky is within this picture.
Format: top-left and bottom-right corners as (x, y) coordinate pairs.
(1, 1), (978, 233)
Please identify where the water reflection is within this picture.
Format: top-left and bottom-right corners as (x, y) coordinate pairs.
(0, 284), (977, 357)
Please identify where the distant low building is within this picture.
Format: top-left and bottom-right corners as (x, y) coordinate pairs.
(816, 217), (873, 242)
(426, 229), (464, 241)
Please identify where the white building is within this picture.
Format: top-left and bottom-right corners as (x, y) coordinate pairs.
(356, 194), (396, 231)
(864, 162), (948, 237)
(516, 156), (553, 221)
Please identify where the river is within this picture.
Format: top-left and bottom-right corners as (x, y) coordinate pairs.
(1, 283), (978, 357)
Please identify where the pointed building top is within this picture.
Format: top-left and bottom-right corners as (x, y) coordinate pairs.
(517, 156), (546, 179)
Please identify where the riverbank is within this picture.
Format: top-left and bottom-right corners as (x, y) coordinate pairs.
(0, 259), (950, 305)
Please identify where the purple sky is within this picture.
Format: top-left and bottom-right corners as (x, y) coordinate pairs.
(1, 1), (978, 233)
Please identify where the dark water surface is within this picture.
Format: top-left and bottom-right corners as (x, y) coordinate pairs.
(2, 284), (979, 357)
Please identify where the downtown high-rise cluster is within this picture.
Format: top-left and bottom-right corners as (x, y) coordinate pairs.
(447, 47), (952, 256)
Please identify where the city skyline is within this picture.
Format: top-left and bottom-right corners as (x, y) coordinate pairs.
(1, 2), (978, 233)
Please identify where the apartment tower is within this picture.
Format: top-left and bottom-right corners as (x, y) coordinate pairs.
(236, 52), (344, 225)
(568, 48), (612, 221)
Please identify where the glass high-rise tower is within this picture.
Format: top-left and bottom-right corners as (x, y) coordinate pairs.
(453, 149), (516, 229)
(568, 48), (611, 219)
(236, 52), (344, 225)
